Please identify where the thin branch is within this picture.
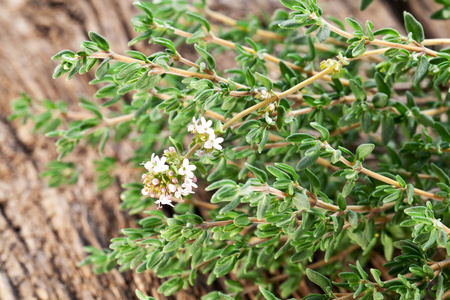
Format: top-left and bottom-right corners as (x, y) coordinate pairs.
(158, 22), (348, 85)
(223, 95), (278, 129)
(277, 64), (337, 98)
(323, 19), (439, 57)
(422, 38), (450, 46)
(322, 142), (445, 201)
(89, 51), (245, 87)
(251, 185), (396, 214)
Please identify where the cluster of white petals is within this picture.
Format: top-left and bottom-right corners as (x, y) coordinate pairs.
(188, 117), (224, 155)
(141, 147), (197, 208)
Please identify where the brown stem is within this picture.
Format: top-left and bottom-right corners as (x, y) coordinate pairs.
(322, 142), (445, 201)
(162, 22), (348, 85)
(323, 19), (438, 57)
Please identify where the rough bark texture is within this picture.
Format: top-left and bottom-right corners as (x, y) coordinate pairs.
(0, 0), (448, 299)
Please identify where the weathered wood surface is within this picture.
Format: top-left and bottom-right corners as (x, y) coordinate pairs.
(0, 0), (448, 299)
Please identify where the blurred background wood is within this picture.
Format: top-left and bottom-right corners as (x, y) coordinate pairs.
(0, 0), (448, 299)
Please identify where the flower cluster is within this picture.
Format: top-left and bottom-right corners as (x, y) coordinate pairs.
(141, 147), (197, 208)
(188, 117), (224, 156)
(320, 58), (342, 74)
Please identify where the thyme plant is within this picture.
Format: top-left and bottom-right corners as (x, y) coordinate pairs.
(10, 0), (450, 299)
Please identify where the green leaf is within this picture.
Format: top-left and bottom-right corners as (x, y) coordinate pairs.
(117, 61), (142, 80)
(406, 184), (414, 204)
(431, 164), (450, 185)
(404, 206), (427, 216)
(305, 268), (333, 295)
(279, 61), (296, 82)
(134, 1), (154, 20)
(152, 37), (177, 54)
(186, 11), (211, 31)
(347, 210), (359, 228)
(305, 168), (321, 195)
(279, 19), (304, 29)
(258, 129), (269, 153)
(434, 122), (450, 142)
(245, 67), (256, 87)
(169, 136), (183, 154)
(435, 274), (445, 300)
(189, 231), (207, 255)
(286, 133), (316, 143)
(292, 192), (310, 211)
(245, 163), (268, 182)
(88, 31), (110, 51)
(372, 92), (388, 108)
(279, 0), (302, 10)
(366, 21), (374, 41)
(266, 165), (290, 180)
(194, 44), (216, 70)
(352, 39), (366, 57)
(79, 98), (102, 119)
(163, 237), (185, 253)
(274, 163), (298, 181)
(316, 24), (330, 42)
(375, 73), (391, 98)
(214, 256), (237, 277)
(404, 12), (425, 43)
(98, 129), (109, 155)
(259, 286), (281, 300)
(235, 119), (260, 134)
(381, 115), (394, 145)
(310, 122), (330, 140)
(291, 247), (314, 262)
(412, 55), (429, 85)
(255, 72), (273, 90)
(373, 28), (400, 36)
(117, 84), (134, 95)
(136, 73), (161, 92)
(218, 292), (235, 300)
(360, 0), (375, 11)
(125, 50), (148, 61)
(234, 214), (252, 227)
(52, 50), (75, 61)
(395, 175), (406, 188)
(157, 277), (183, 296)
(349, 79), (366, 102)
(356, 261), (369, 280)
(337, 193), (347, 210)
(356, 143), (375, 160)
(431, 6), (450, 20)
(257, 194), (270, 220)
(345, 17), (363, 32)
(206, 179), (237, 191)
(296, 149), (320, 170)
(95, 57), (110, 80)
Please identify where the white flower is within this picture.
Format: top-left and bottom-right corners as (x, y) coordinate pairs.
(168, 184), (177, 193)
(174, 186), (184, 198)
(152, 156), (169, 173)
(204, 132), (224, 150)
(184, 177), (198, 190)
(187, 117), (198, 133)
(178, 158), (196, 178)
(196, 149), (206, 157)
(197, 117), (212, 134)
(258, 88), (269, 99)
(155, 194), (174, 208)
(142, 153), (157, 172)
(143, 161), (153, 172)
(206, 127), (215, 135)
(181, 182), (195, 195)
(141, 188), (149, 196)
